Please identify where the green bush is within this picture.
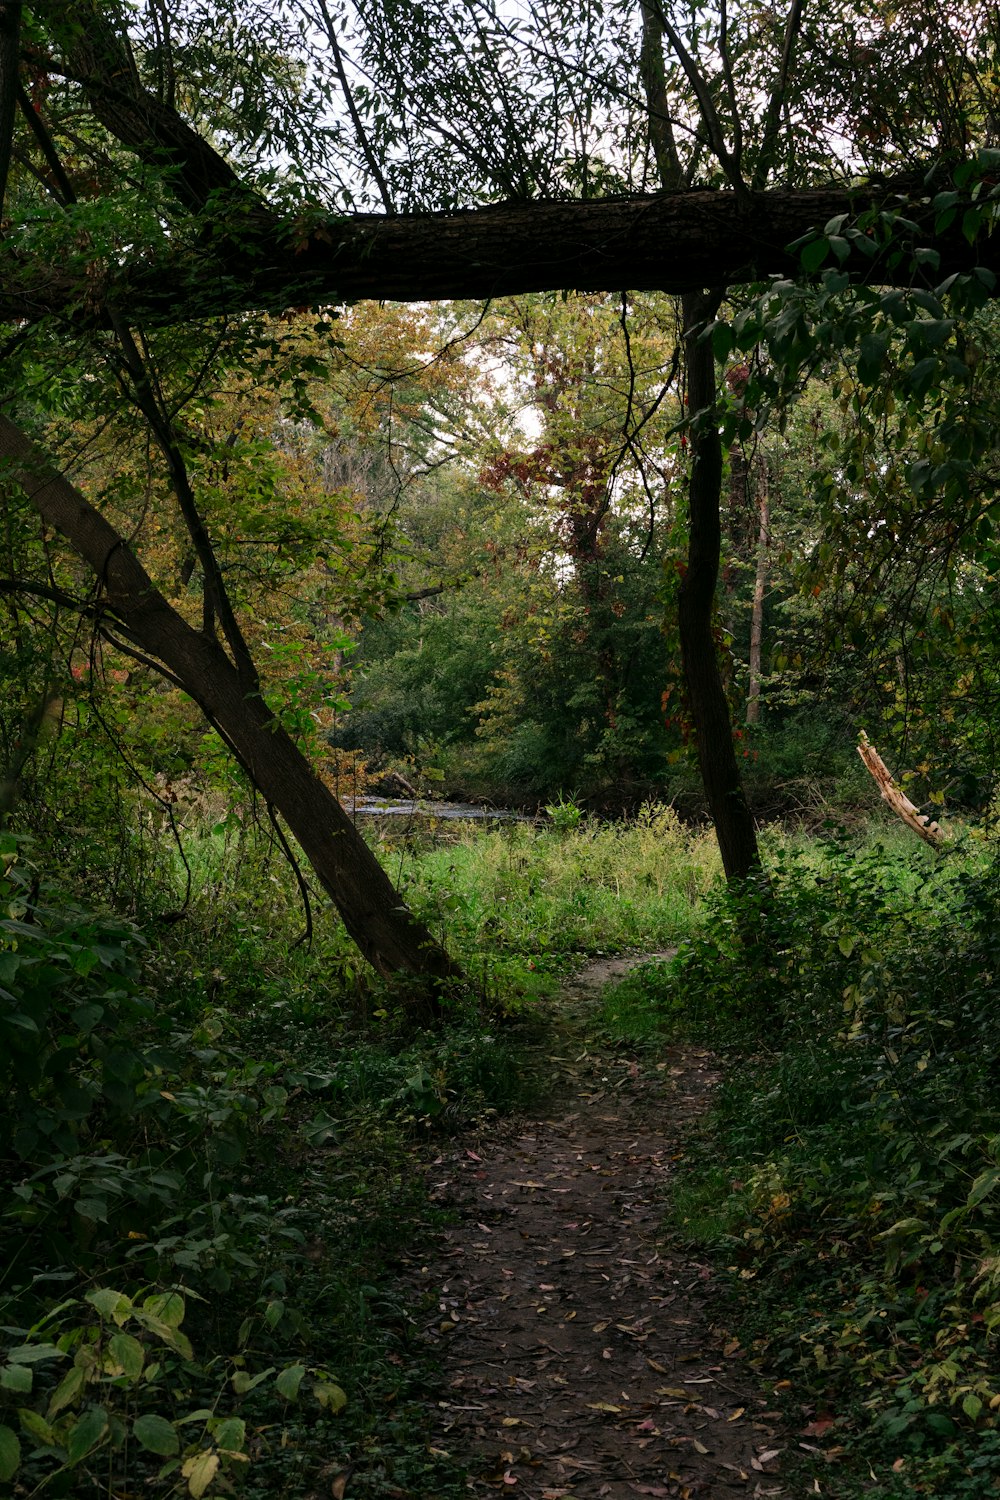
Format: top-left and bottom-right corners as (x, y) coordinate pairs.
(603, 834), (1000, 1491)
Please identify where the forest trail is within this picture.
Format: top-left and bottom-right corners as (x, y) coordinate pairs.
(407, 955), (790, 1500)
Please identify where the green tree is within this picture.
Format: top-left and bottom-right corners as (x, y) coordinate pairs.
(2, 0), (1000, 961)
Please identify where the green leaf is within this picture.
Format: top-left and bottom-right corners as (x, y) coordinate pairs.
(86, 1288), (132, 1325)
(7, 1343), (66, 1365)
(76, 1197), (108, 1222)
(967, 1166), (1000, 1209)
(133, 1413), (180, 1457)
(2, 1012), (38, 1032)
(858, 331), (889, 384)
(962, 206), (983, 243)
(875, 1217), (926, 1240)
(314, 1380), (348, 1413)
(0, 1364), (32, 1393)
(18, 1408), (57, 1445)
(276, 1364), (306, 1400)
(963, 1393), (984, 1421)
(907, 356), (940, 399)
(711, 321), (733, 362)
(143, 1291), (185, 1328)
(66, 1406), (109, 1465)
(910, 318), (955, 349)
(231, 1366), (274, 1395)
(800, 237), (830, 273)
(0, 1425), (20, 1482)
(133, 1305), (193, 1359)
(108, 1333), (145, 1379)
(213, 1416), (245, 1453)
(47, 1365), (86, 1418)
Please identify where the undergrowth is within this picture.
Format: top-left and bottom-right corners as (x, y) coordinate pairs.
(0, 802), (710, 1496)
(601, 830), (1000, 1496)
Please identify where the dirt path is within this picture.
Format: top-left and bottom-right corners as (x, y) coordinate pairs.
(409, 956), (790, 1499)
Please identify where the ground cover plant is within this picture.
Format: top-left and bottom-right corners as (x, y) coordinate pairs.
(601, 828), (1000, 1495)
(0, 804), (714, 1496)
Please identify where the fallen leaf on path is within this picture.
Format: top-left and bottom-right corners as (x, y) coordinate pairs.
(656, 1386), (692, 1399)
(801, 1417), (835, 1437)
(728, 1407), (746, 1421)
(646, 1358), (668, 1373)
(586, 1401), (623, 1413)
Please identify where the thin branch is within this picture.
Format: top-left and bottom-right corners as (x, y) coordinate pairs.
(265, 800), (314, 950)
(16, 79), (77, 203)
(753, 0), (807, 192)
(647, 0), (748, 200)
(311, 0), (395, 213)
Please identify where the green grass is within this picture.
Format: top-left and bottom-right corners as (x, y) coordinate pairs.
(393, 801), (719, 971)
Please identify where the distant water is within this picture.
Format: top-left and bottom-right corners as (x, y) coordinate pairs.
(348, 797), (533, 822)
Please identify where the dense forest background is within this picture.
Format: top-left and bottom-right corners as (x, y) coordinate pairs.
(3, 1), (1000, 1496)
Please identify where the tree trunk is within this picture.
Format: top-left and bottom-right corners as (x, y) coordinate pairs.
(5, 179), (996, 326)
(746, 453), (770, 726)
(678, 295), (761, 882)
(0, 413), (462, 997)
(637, 0), (761, 883)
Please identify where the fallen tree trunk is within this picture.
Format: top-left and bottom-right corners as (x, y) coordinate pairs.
(4, 181), (998, 325)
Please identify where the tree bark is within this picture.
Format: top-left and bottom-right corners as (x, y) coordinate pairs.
(746, 453), (770, 726)
(640, 0), (761, 883)
(678, 295), (761, 882)
(3, 180), (996, 326)
(0, 413), (462, 996)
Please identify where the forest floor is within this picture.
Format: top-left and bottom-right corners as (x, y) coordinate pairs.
(399, 956), (796, 1500)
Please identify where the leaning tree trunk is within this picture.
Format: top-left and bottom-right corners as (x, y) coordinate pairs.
(677, 295), (761, 882)
(0, 414), (462, 994)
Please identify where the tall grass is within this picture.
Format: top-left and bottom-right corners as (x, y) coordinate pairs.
(394, 802), (720, 974)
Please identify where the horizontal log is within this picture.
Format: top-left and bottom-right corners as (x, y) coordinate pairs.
(4, 180), (996, 323)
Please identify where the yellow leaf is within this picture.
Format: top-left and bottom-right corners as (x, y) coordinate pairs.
(182, 1450), (219, 1499)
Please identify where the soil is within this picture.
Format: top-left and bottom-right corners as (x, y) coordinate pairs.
(406, 955), (791, 1499)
